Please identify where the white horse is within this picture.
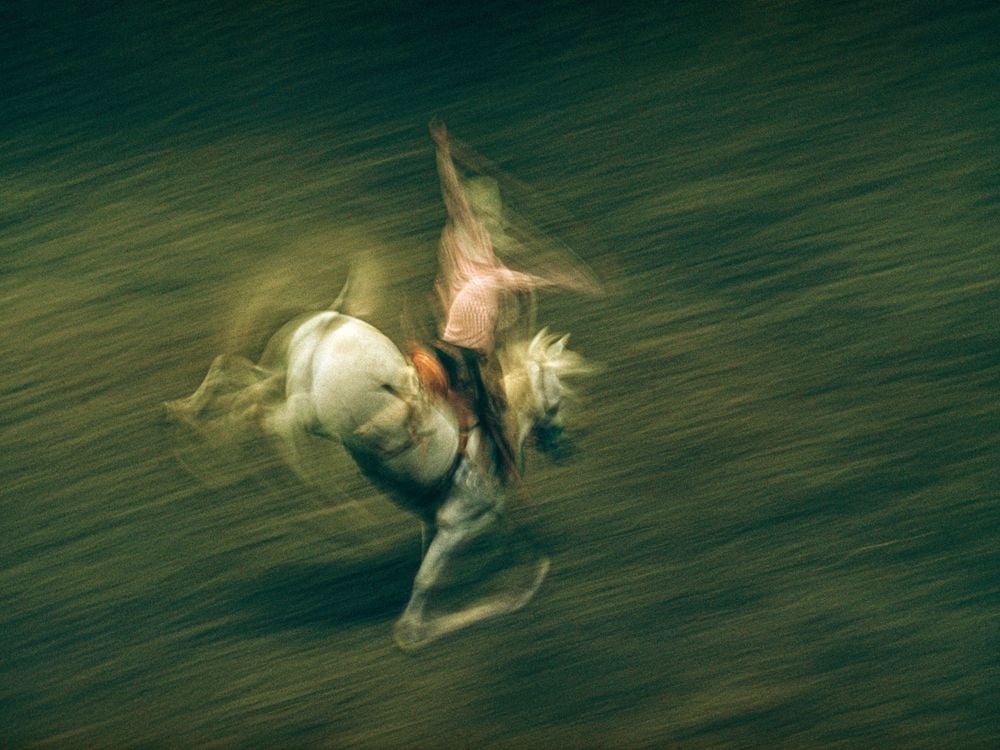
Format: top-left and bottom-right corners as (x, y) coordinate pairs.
(168, 308), (584, 651)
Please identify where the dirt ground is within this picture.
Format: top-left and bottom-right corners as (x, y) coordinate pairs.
(3, 2), (997, 747)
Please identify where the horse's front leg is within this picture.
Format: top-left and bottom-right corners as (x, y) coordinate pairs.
(395, 463), (502, 651)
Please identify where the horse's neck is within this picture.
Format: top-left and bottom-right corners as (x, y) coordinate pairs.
(502, 367), (537, 454)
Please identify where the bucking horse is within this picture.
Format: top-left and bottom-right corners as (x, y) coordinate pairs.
(166, 301), (587, 651)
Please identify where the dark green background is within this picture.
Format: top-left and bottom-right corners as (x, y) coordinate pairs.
(3, 1), (997, 746)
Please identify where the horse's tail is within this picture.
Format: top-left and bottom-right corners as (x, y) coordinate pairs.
(328, 275), (351, 312)
(325, 254), (384, 320)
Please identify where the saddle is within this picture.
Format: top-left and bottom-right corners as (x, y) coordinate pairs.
(408, 341), (520, 484)
(410, 346), (450, 400)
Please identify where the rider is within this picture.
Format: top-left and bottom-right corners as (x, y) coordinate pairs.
(428, 119), (582, 482)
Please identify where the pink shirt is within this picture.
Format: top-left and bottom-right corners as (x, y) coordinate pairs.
(435, 145), (547, 354)
(437, 223), (545, 353)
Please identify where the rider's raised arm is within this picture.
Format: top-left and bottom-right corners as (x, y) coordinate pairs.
(433, 133), (473, 224)
(431, 121), (494, 264)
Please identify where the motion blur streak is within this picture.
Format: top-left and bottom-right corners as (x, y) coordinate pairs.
(2, 1), (997, 747)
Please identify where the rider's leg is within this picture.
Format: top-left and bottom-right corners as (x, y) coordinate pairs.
(466, 350), (519, 483)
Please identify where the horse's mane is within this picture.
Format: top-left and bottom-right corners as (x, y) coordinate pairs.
(500, 328), (589, 416)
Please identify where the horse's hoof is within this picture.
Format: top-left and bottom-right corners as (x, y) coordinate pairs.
(514, 555), (550, 610)
(393, 617), (431, 653)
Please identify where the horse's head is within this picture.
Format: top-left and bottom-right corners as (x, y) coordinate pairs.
(503, 328), (588, 460)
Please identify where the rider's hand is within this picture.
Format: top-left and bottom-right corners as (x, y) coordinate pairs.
(429, 117), (449, 147)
